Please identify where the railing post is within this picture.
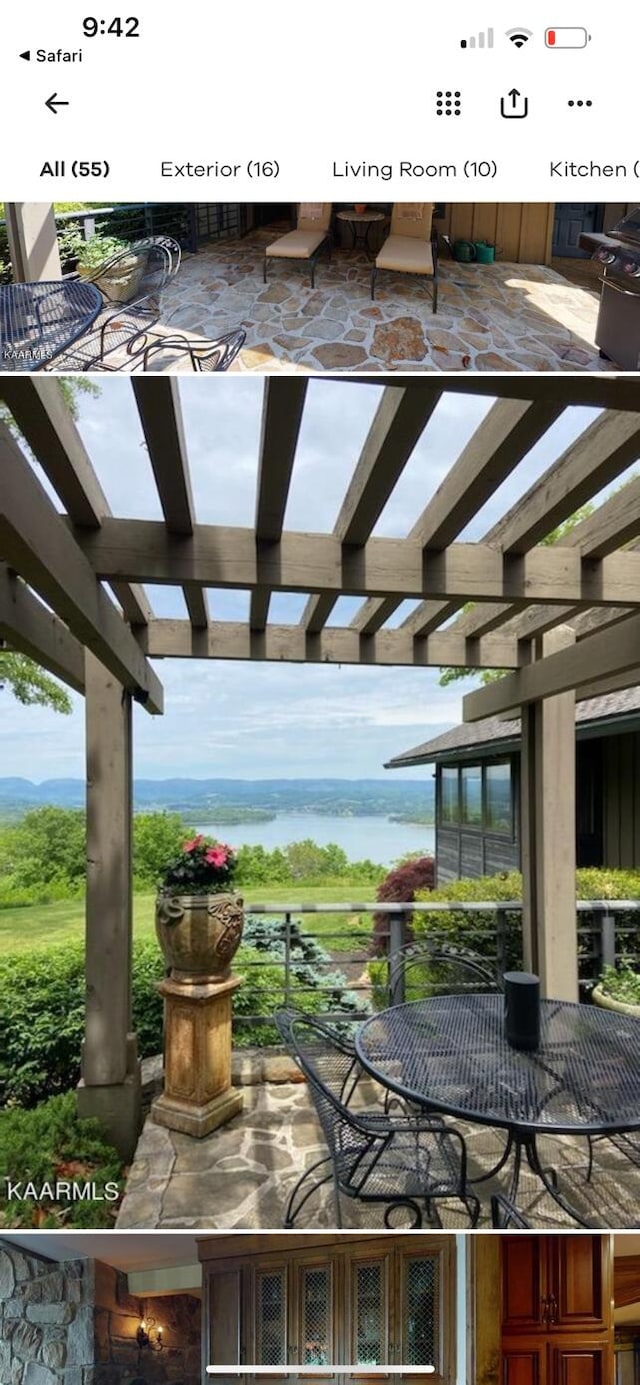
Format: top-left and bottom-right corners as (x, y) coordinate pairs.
(284, 911), (293, 1011)
(600, 906), (616, 970)
(388, 908), (407, 1007)
(495, 908), (507, 979)
(187, 204), (199, 254)
(83, 215), (96, 241)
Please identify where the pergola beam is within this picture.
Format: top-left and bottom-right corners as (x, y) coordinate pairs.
(433, 411), (640, 643)
(0, 563), (85, 694)
(303, 384), (442, 633)
(74, 518), (640, 609)
(345, 375), (640, 411)
(463, 612), (640, 721)
(0, 424), (163, 714)
(0, 378), (152, 627)
(251, 379), (308, 631)
(132, 377), (208, 628)
(141, 618), (524, 670)
(352, 397), (566, 637)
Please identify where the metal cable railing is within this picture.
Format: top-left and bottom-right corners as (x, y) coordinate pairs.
(231, 899), (640, 1040)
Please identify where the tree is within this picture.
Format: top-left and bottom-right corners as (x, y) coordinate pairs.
(0, 379), (99, 714)
(133, 812), (193, 885)
(3, 806), (86, 887)
(0, 653), (73, 713)
(438, 506), (595, 688)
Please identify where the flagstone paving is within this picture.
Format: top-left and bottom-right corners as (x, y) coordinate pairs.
(151, 228), (613, 374)
(118, 1073), (639, 1230)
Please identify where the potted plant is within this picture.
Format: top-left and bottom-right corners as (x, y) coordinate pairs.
(156, 834), (244, 983)
(592, 962), (640, 1018)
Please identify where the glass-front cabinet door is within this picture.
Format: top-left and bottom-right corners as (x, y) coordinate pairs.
(396, 1244), (452, 1384)
(249, 1263), (289, 1385)
(346, 1248), (393, 1380)
(293, 1255), (340, 1385)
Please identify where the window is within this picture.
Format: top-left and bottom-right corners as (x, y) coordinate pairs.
(485, 762), (513, 836)
(440, 767), (459, 824)
(461, 765), (482, 827)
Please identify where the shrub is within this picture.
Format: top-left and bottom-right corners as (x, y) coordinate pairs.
(0, 1092), (123, 1229)
(0, 918), (363, 1106)
(371, 856), (436, 955)
(599, 962), (640, 1005)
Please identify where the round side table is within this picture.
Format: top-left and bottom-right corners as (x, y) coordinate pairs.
(336, 209), (388, 259)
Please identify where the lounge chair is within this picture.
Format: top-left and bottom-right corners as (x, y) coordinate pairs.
(371, 203), (438, 310)
(264, 204), (333, 288)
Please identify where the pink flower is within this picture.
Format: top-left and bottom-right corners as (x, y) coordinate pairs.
(205, 846), (228, 868)
(183, 834), (204, 854)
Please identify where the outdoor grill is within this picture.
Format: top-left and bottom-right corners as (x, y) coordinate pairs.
(579, 208), (640, 369)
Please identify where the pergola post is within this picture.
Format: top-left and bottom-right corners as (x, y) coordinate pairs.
(520, 627), (578, 1001)
(77, 651), (142, 1160)
(4, 203), (62, 282)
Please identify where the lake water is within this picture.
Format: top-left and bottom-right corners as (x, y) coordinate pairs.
(195, 813), (435, 866)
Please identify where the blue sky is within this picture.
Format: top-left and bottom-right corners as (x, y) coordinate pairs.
(1, 381), (609, 781)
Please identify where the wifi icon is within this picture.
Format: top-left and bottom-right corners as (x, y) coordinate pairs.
(506, 27), (533, 47)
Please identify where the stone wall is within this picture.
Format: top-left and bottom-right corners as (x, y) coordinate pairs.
(0, 1241), (94, 1385)
(93, 1262), (200, 1385)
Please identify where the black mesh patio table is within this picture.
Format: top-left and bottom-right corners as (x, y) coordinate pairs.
(0, 281), (103, 371)
(356, 994), (640, 1225)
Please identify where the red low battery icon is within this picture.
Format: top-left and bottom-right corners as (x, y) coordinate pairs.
(545, 27), (591, 47)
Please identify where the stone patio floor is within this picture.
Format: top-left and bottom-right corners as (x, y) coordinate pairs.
(147, 227), (613, 374)
(118, 1071), (639, 1231)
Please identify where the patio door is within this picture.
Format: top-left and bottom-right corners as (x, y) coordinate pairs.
(552, 204), (603, 258)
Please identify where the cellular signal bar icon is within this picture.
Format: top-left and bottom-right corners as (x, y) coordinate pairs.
(460, 27), (494, 49)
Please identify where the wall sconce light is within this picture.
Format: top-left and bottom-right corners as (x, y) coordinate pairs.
(136, 1318), (163, 1353)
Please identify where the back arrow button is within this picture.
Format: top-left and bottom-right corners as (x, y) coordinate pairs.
(45, 94), (70, 114)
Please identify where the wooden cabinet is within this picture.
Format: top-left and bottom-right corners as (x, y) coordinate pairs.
(202, 1236), (455, 1385)
(502, 1236), (610, 1335)
(501, 1237), (613, 1385)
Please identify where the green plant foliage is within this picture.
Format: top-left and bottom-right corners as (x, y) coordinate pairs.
(133, 811), (195, 888)
(161, 833), (237, 895)
(57, 227), (129, 272)
(1, 807), (86, 889)
(0, 915), (363, 1107)
(600, 962), (640, 1005)
(0, 653), (73, 714)
(0, 1092), (123, 1228)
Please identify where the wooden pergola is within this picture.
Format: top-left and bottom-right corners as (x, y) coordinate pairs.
(2, 374), (640, 1158)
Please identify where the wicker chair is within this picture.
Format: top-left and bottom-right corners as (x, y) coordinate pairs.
(57, 236), (182, 370)
(276, 1009), (479, 1229)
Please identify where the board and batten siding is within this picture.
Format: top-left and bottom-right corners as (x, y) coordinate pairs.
(603, 730), (640, 869)
(434, 204), (555, 265)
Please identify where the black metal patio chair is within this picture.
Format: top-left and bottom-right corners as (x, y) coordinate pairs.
(490, 1193), (531, 1228)
(55, 236), (182, 370)
(140, 326), (246, 373)
(385, 940), (503, 1008)
(276, 1009), (480, 1230)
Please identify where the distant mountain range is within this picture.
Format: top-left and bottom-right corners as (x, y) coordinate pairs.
(0, 777), (433, 819)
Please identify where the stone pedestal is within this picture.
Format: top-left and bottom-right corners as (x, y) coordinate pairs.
(151, 974), (244, 1137)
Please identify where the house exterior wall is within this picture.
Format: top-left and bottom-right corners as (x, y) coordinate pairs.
(434, 204), (555, 264)
(603, 730), (640, 869)
(434, 734), (627, 883)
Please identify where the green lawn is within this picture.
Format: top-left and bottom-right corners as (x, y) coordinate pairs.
(0, 881), (376, 955)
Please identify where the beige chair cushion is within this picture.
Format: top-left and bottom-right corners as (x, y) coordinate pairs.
(298, 202), (333, 232)
(266, 229), (328, 260)
(390, 203), (434, 240)
(376, 235), (435, 275)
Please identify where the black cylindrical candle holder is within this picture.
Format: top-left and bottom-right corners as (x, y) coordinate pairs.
(504, 971), (541, 1051)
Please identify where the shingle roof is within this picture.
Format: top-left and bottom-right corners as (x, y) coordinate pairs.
(385, 686), (640, 768)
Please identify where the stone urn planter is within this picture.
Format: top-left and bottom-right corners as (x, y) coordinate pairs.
(151, 836), (245, 1137)
(155, 890), (244, 983)
(592, 982), (640, 1019)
